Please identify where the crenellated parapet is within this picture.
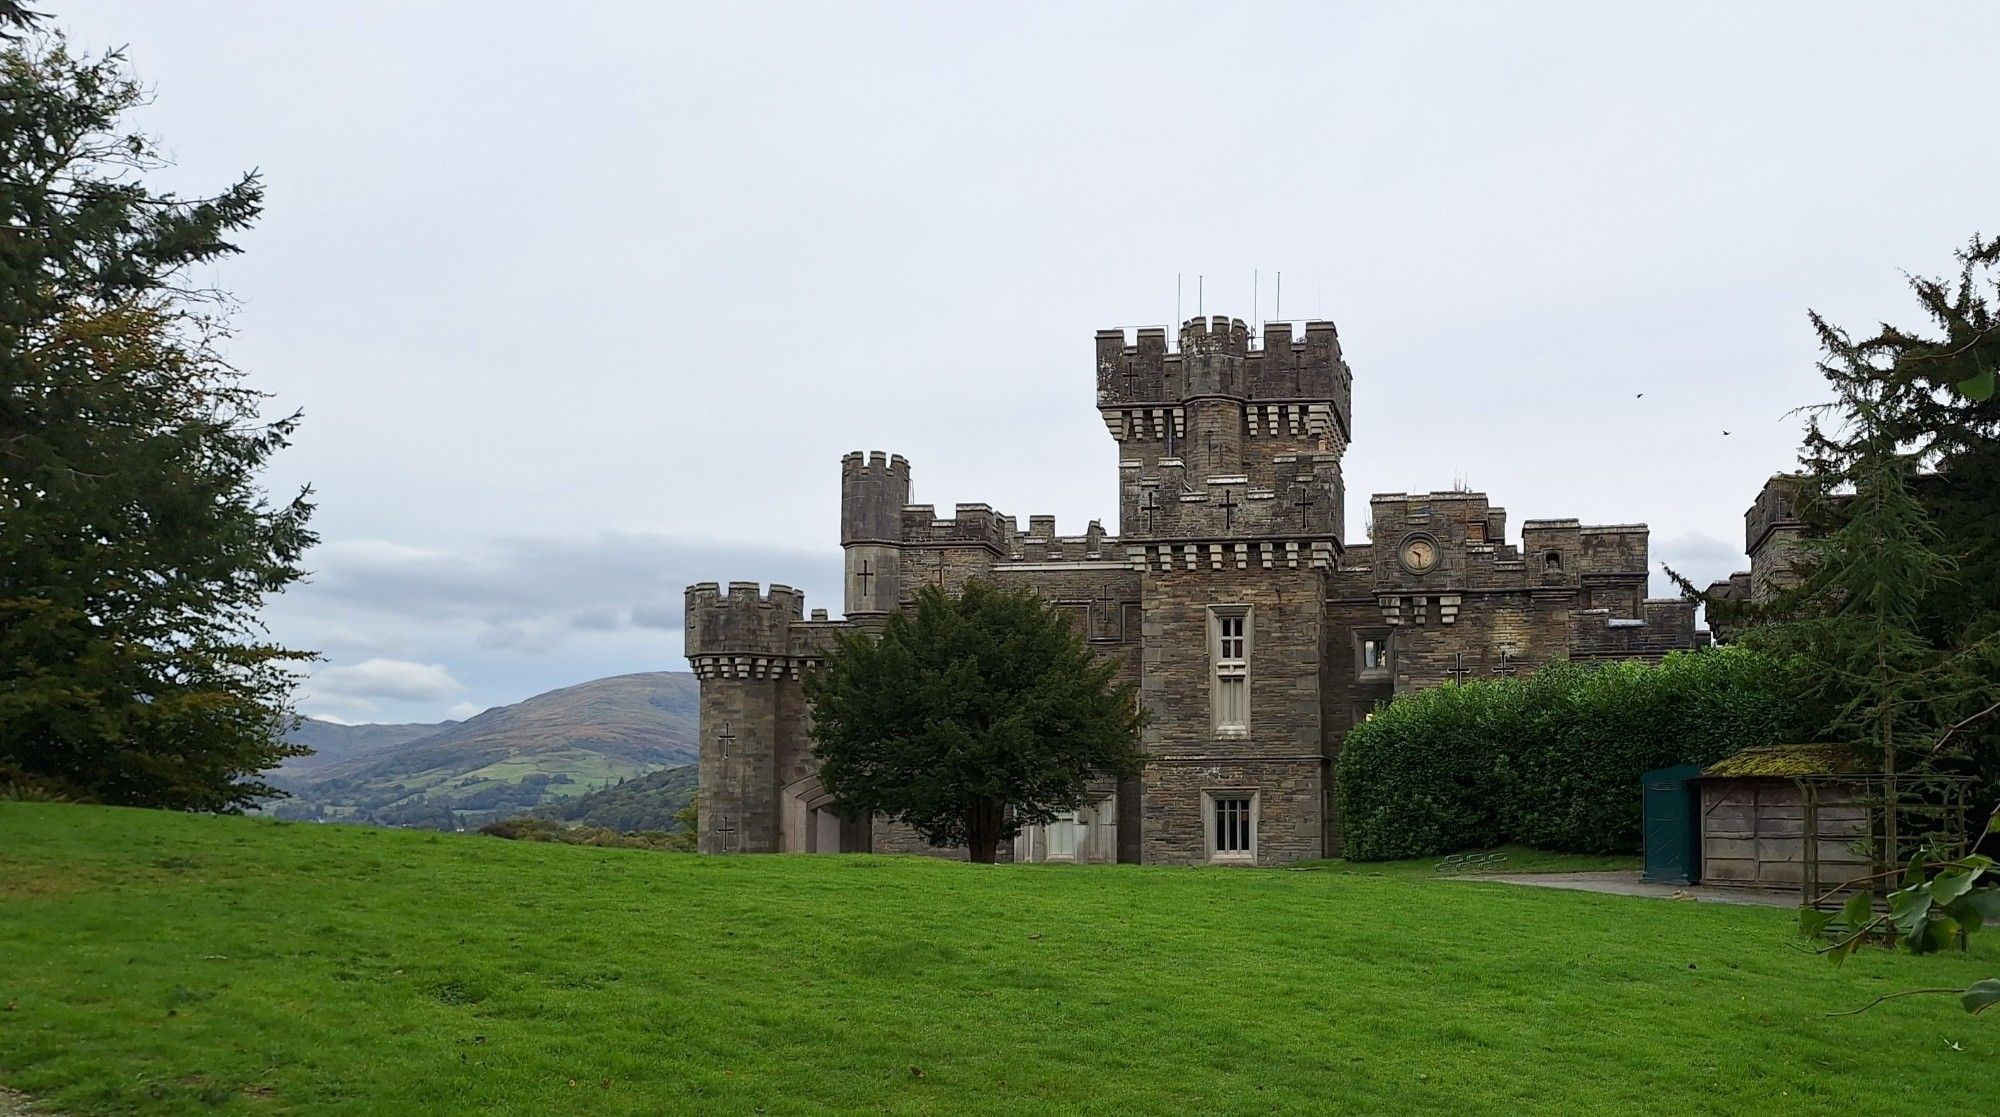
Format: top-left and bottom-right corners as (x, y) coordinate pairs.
(841, 451), (911, 545)
(683, 581), (833, 678)
(897, 502), (1013, 551)
(1179, 315), (1251, 356)
(1096, 317), (1352, 443)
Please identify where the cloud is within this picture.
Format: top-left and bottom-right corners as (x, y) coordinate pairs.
(630, 600), (683, 631)
(264, 531), (842, 723)
(292, 532), (840, 656)
(1650, 531), (1746, 592)
(311, 658), (465, 703)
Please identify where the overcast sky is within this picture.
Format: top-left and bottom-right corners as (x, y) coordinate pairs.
(55, 2), (2000, 724)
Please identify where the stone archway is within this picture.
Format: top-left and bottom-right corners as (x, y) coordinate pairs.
(782, 774), (863, 853)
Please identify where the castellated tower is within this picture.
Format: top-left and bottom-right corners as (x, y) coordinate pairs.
(841, 451), (909, 622)
(683, 582), (852, 854)
(1096, 317), (1351, 545)
(1095, 316), (1353, 863)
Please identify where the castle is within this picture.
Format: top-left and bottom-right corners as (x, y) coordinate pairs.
(684, 315), (1702, 864)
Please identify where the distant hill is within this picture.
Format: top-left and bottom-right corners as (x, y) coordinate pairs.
(265, 672), (698, 829)
(536, 764), (697, 832)
(275, 719), (445, 778)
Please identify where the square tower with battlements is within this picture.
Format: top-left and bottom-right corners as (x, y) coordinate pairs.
(684, 312), (1701, 864)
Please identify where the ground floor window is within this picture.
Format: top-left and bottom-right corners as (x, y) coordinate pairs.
(1215, 798), (1251, 852)
(1018, 797), (1116, 863)
(1205, 791), (1257, 862)
(1046, 810), (1079, 860)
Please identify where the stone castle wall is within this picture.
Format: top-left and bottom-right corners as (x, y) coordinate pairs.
(684, 312), (1703, 865)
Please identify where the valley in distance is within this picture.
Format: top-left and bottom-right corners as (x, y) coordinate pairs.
(262, 671), (698, 833)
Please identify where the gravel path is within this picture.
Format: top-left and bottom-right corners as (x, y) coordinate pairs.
(0, 1085), (61, 1116)
(1460, 870), (1799, 907)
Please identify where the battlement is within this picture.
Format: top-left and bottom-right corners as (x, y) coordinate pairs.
(841, 449), (911, 487)
(1179, 315), (1251, 356)
(1746, 473), (1805, 555)
(1096, 315), (1349, 431)
(842, 449), (912, 546)
(1373, 491), (1494, 505)
(896, 501), (1012, 550)
(684, 581), (812, 658)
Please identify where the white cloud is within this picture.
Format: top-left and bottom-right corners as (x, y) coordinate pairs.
(280, 532), (838, 658)
(310, 658), (465, 703)
(262, 531), (840, 723)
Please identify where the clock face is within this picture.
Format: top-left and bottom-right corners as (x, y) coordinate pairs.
(1401, 538), (1438, 574)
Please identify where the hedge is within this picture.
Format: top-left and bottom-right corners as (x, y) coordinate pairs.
(1337, 647), (1807, 861)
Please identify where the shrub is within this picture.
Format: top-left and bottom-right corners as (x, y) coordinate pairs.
(479, 816), (683, 851)
(1339, 647), (1808, 860)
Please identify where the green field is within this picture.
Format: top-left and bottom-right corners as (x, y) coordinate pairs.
(3, 804), (1996, 1115)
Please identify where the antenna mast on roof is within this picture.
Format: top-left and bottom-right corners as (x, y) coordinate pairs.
(1275, 271), (1282, 322)
(1253, 269), (1259, 334)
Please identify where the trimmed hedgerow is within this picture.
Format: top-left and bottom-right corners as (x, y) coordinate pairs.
(1338, 647), (1808, 861)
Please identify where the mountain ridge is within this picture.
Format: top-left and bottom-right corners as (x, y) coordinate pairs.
(266, 670), (698, 829)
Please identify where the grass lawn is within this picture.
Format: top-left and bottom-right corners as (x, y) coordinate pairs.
(2, 804), (1996, 1116)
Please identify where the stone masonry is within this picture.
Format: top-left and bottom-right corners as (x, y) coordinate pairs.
(685, 314), (1704, 865)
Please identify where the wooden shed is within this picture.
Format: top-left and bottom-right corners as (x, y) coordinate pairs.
(1697, 744), (1872, 893)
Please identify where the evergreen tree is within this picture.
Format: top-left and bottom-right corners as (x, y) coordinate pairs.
(1683, 237), (2000, 809)
(1799, 236), (1999, 652)
(0, 34), (315, 809)
(1739, 394), (1991, 851)
(803, 582), (1146, 863)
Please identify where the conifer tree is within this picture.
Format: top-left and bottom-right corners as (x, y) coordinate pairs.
(0, 33), (315, 809)
(803, 582), (1146, 863)
(1740, 392), (1989, 852)
(1682, 237), (2000, 808)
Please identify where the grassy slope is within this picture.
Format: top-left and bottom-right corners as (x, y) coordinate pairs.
(2, 805), (1996, 1117)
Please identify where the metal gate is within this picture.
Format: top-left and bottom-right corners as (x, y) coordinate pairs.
(1641, 764), (1703, 884)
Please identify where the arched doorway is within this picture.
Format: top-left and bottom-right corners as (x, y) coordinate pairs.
(782, 774), (866, 853)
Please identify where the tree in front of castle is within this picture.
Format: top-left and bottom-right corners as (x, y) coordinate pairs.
(0, 30), (316, 809)
(804, 582), (1146, 863)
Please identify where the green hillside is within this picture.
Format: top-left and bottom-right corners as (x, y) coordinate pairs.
(535, 764), (697, 831)
(3, 804), (1997, 1116)
(267, 672), (698, 829)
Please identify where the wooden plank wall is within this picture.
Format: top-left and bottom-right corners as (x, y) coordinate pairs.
(1699, 779), (1870, 890)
